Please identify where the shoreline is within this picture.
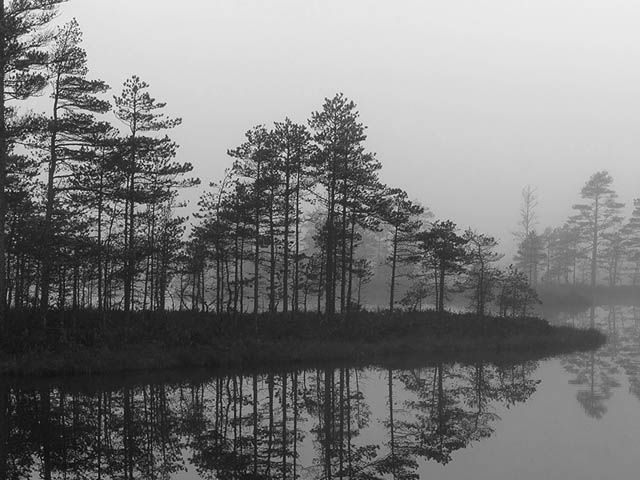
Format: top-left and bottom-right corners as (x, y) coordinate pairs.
(0, 311), (606, 377)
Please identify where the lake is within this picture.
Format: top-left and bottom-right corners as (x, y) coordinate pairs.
(1, 305), (639, 479)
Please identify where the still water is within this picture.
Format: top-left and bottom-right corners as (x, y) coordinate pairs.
(2, 306), (640, 479)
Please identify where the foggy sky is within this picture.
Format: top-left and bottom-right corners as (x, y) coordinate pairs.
(48, 0), (640, 249)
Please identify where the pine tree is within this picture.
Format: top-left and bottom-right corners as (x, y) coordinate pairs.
(381, 187), (424, 312)
(271, 118), (311, 313)
(571, 171), (624, 287)
(309, 93), (371, 318)
(462, 230), (503, 316)
(68, 124), (123, 311)
(228, 125), (272, 317)
(417, 220), (467, 313)
(622, 199), (640, 284)
(0, 0), (65, 321)
(39, 18), (110, 310)
(113, 75), (184, 311)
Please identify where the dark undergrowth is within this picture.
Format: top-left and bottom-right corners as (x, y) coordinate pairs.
(0, 309), (606, 377)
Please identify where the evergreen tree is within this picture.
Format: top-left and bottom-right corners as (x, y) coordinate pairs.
(417, 220), (467, 313)
(113, 75), (184, 311)
(308, 93), (376, 318)
(571, 171), (624, 287)
(39, 18), (110, 310)
(228, 125), (272, 317)
(622, 199), (640, 284)
(380, 187), (424, 312)
(497, 265), (540, 319)
(0, 0), (65, 321)
(514, 230), (545, 286)
(271, 118), (311, 313)
(68, 124), (123, 311)
(462, 230), (503, 316)
(544, 224), (580, 284)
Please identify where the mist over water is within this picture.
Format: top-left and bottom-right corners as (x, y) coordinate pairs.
(3, 2), (640, 478)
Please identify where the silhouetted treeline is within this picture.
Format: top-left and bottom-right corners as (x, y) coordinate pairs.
(0, 2), (542, 324)
(186, 103), (539, 318)
(0, 3), (197, 321)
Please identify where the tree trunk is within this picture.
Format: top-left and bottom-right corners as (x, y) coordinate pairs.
(389, 226), (398, 312)
(388, 368), (396, 478)
(325, 174), (337, 318)
(0, 15), (5, 322)
(97, 171), (104, 312)
(40, 71), (63, 312)
(268, 190), (276, 313)
(0, 386), (7, 480)
(438, 263), (445, 312)
(293, 167), (301, 312)
(283, 153), (291, 314)
(591, 196), (599, 288)
(254, 161), (261, 318)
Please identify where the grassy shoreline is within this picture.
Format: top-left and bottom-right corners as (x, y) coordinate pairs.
(0, 310), (606, 377)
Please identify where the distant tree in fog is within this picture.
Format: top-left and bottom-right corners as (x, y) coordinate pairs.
(571, 171), (624, 288)
(352, 258), (373, 309)
(514, 230), (545, 286)
(543, 224), (580, 284)
(514, 185), (542, 284)
(622, 199), (640, 284)
(601, 228), (625, 288)
(400, 279), (431, 312)
(518, 185), (538, 238)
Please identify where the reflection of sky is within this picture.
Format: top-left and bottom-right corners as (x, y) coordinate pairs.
(421, 359), (640, 480)
(271, 359), (640, 480)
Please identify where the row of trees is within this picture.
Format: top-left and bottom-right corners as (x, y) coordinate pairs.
(0, 4), (197, 324)
(515, 171), (640, 288)
(0, 1), (539, 320)
(187, 97), (538, 319)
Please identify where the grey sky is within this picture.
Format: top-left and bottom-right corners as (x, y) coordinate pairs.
(52, 0), (640, 247)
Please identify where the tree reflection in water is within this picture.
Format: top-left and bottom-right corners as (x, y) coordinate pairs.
(558, 304), (624, 419)
(0, 361), (540, 479)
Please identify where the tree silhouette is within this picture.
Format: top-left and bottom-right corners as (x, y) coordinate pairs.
(417, 220), (467, 313)
(571, 171), (624, 288)
(38, 18), (110, 311)
(0, 0), (66, 323)
(113, 75), (190, 311)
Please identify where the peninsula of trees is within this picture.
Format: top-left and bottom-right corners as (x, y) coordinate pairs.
(0, 2), (608, 375)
